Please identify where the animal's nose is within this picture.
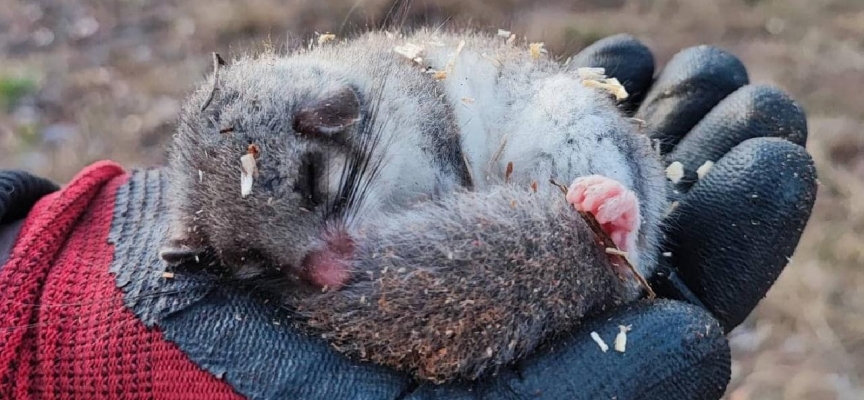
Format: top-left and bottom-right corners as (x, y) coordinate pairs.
(300, 227), (355, 290)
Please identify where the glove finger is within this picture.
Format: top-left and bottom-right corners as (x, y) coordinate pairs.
(566, 34), (655, 115)
(665, 84), (808, 194)
(0, 170), (59, 269)
(424, 300), (729, 400)
(0, 170), (59, 224)
(636, 46), (749, 154)
(663, 137), (817, 333)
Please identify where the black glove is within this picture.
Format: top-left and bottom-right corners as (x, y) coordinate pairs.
(404, 35), (816, 399)
(571, 35), (812, 333)
(0, 171), (59, 266)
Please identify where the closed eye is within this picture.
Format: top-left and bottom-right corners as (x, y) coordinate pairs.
(297, 153), (324, 209)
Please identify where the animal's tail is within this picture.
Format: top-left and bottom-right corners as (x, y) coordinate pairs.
(291, 182), (643, 383)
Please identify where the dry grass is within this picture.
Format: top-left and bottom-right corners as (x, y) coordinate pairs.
(0, 0), (861, 398)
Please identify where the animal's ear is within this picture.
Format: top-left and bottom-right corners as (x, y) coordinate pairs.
(293, 86), (361, 136)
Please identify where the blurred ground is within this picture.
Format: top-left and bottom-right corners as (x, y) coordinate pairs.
(0, 0), (862, 398)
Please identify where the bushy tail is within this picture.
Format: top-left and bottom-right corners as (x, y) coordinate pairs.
(290, 183), (643, 383)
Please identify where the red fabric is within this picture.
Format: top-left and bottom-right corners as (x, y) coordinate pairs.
(0, 161), (244, 399)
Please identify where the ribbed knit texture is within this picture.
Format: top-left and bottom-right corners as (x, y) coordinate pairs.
(0, 161), (243, 399)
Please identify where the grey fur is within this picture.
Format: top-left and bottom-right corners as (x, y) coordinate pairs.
(165, 32), (471, 279)
(164, 28), (668, 383)
(291, 185), (642, 383)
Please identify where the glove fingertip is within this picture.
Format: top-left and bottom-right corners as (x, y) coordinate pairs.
(567, 34), (655, 114)
(666, 84), (808, 193)
(638, 45), (749, 154)
(500, 300), (730, 400)
(665, 137), (817, 332)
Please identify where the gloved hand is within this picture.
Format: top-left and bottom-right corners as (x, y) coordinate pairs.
(0, 35), (816, 400)
(375, 35), (816, 399)
(414, 35), (815, 399)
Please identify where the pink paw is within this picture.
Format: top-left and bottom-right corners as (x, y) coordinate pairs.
(566, 175), (640, 260)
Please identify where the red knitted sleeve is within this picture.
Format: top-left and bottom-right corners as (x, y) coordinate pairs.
(0, 161), (244, 399)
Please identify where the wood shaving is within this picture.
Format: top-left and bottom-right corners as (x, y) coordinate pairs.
(317, 33), (336, 45)
(666, 161), (684, 184)
(497, 29), (512, 38)
(576, 67), (607, 81)
(529, 42), (546, 60)
(605, 247), (629, 258)
(460, 97), (475, 106)
(590, 331), (609, 352)
(577, 67), (629, 101)
(614, 325), (632, 353)
(582, 77), (629, 101)
(696, 160), (714, 180)
(240, 153), (257, 198)
(161, 272), (175, 279)
(444, 40), (465, 68)
(394, 43), (425, 64)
